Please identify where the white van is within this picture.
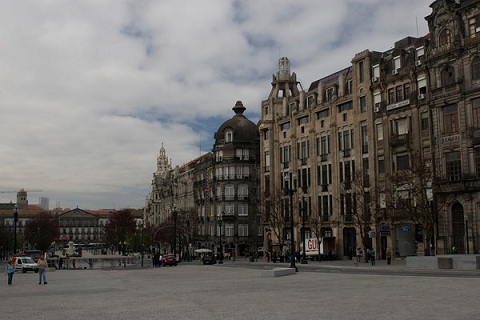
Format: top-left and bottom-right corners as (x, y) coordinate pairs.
(12, 256), (39, 273)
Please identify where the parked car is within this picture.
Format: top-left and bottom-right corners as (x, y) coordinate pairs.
(202, 255), (216, 265)
(12, 256), (39, 273)
(162, 255), (177, 267)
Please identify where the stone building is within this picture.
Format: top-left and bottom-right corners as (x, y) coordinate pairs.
(426, 0), (480, 254)
(212, 101), (261, 257)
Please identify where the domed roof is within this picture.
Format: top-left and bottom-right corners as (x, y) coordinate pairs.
(214, 101), (259, 143)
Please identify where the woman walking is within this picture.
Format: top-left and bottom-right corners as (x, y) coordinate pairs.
(5, 260), (16, 285)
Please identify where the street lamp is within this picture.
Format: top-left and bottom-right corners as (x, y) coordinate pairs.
(218, 212), (224, 264)
(13, 204), (18, 255)
(466, 217), (470, 255)
(300, 197), (308, 264)
(173, 207), (177, 259)
(284, 173), (297, 272)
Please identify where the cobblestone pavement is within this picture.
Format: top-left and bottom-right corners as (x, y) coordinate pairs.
(1, 258), (479, 320)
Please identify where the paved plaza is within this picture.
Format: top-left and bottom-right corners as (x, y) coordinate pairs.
(1, 258), (480, 320)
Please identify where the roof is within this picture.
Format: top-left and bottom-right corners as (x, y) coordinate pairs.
(214, 101), (259, 143)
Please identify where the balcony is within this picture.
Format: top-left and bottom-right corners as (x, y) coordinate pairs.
(390, 133), (410, 148)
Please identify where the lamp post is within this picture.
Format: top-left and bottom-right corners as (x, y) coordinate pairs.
(173, 207), (177, 259)
(284, 174), (297, 272)
(466, 218), (470, 255)
(140, 220), (144, 267)
(13, 205), (18, 255)
(300, 197), (308, 264)
(218, 212), (224, 264)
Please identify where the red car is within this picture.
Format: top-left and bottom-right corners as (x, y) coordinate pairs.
(162, 255), (177, 267)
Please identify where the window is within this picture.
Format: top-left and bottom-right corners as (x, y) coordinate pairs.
(298, 116), (309, 125)
(439, 29), (452, 47)
(443, 104), (458, 134)
(316, 108), (330, 119)
(393, 56), (401, 71)
(225, 185), (234, 199)
(474, 98), (480, 128)
(361, 123), (368, 154)
(225, 224), (234, 237)
(441, 66), (456, 86)
(417, 77), (427, 95)
(472, 57), (480, 80)
(376, 123), (383, 141)
(265, 106), (269, 115)
(236, 148), (250, 160)
(216, 150), (223, 162)
(238, 224), (248, 237)
(388, 88), (395, 104)
(421, 113), (429, 131)
(373, 91), (381, 109)
(397, 154), (410, 170)
(344, 80), (353, 95)
(378, 157), (385, 174)
(404, 83), (411, 99)
(372, 64), (380, 79)
(225, 130), (233, 142)
(416, 46), (425, 60)
(360, 96), (366, 113)
(238, 204), (248, 216)
(338, 101), (353, 112)
(326, 87), (334, 101)
(264, 151), (270, 172)
(307, 95), (315, 108)
(396, 85), (403, 102)
(359, 61), (364, 82)
(475, 148), (480, 177)
(392, 118), (408, 135)
(263, 129), (269, 140)
(238, 184), (248, 197)
(298, 140), (310, 160)
(446, 152), (461, 181)
(468, 16), (480, 36)
(280, 122), (291, 130)
(225, 204), (234, 214)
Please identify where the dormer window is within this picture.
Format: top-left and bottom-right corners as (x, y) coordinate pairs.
(393, 56), (401, 73)
(225, 130), (233, 142)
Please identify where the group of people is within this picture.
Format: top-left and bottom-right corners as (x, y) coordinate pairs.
(355, 247), (376, 266)
(5, 256), (48, 286)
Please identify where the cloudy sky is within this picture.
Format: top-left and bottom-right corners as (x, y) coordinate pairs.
(0, 0), (431, 210)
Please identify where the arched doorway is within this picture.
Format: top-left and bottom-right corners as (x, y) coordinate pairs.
(451, 202), (465, 253)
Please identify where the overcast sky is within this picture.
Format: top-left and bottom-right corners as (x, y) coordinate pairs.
(0, 0), (431, 210)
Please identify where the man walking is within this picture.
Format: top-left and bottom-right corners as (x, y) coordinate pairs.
(37, 256), (48, 284)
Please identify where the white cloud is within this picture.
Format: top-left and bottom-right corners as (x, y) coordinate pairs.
(0, 0), (432, 209)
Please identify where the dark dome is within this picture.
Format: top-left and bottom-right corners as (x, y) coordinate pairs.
(214, 101), (259, 143)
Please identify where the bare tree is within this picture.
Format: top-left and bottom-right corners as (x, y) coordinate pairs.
(386, 153), (436, 255)
(260, 185), (289, 251)
(306, 201), (324, 261)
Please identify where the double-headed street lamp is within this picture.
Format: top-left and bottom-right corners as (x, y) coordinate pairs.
(13, 204), (18, 254)
(218, 211), (224, 264)
(284, 174), (297, 272)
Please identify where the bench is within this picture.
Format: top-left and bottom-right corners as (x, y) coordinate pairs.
(261, 267), (296, 278)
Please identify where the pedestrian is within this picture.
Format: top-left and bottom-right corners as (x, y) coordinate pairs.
(37, 256), (48, 284)
(355, 247), (362, 266)
(5, 260), (16, 285)
(370, 248), (376, 266)
(386, 248), (392, 265)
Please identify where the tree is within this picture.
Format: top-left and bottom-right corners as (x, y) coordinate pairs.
(340, 170), (379, 261)
(24, 212), (60, 252)
(260, 185), (289, 251)
(307, 201), (324, 261)
(104, 209), (136, 255)
(386, 153), (436, 255)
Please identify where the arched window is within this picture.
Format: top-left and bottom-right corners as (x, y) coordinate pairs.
(441, 66), (456, 86)
(472, 56), (480, 80)
(439, 28), (452, 47)
(225, 130), (233, 142)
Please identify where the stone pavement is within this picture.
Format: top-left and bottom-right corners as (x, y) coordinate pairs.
(1, 258), (480, 320)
